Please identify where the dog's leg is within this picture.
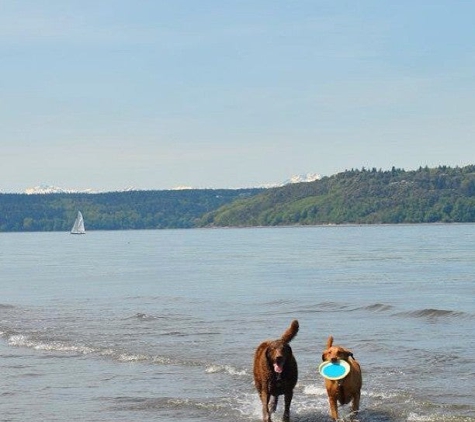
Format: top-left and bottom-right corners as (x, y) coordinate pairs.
(283, 390), (293, 422)
(350, 392), (360, 419)
(328, 395), (338, 421)
(260, 391), (272, 422)
(269, 395), (278, 413)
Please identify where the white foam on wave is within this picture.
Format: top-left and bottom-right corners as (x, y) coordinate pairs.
(8, 334), (96, 354)
(116, 353), (149, 362)
(407, 412), (435, 421)
(95, 348), (173, 365)
(302, 383), (327, 396)
(362, 389), (398, 400)
(230, 385), (330, 421)
(151, 355), (173, 365)
(232, 392), (261, 419)
(6, 333), (195, 370)
(205, 364), (247, 376)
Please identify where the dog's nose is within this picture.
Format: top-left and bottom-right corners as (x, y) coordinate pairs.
(331, 357), (338, 363)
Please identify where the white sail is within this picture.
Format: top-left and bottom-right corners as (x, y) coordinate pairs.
(71, 211), (86, 234)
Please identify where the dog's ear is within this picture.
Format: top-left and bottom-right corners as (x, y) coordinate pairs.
(265, 345), (272, 362)
(326, 336), (334, 349)
(322, 352), (327, 361)
(342, 348), (354, 360)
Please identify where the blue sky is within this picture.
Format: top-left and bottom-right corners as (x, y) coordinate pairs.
(1, 1), (475, 192)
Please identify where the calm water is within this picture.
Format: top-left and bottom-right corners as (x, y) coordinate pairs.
(0, 225), (474, 422)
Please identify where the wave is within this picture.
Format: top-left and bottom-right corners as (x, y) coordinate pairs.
(317, 301), (352, 310)
(295, 302), (396, 318)
(302, 383), (327, 396)
(361, 303), (394, 312)
(125, 312), (166, 321)
(296, 302), (472, 321)
(157, 329), (221, 337)
(396, 308), (472, 320)
(3, 331), (176, 364)
(295, 302), (353, 314)
(405, 412), (474, 422)
(111, 395), (243, 422)
(7, 334), (97, 355)
(205, 364), (248, 377)
(2, 330), (249, 376)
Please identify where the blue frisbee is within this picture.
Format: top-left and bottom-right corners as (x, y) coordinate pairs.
(318, 360), (351, 380)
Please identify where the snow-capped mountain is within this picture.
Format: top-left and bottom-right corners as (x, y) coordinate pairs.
(171, 185), (194, 190)
(283, 173), (321, 185)
(257, 173), (321, 189)
(23, 174), (321, 194)
(24, 185), (96, 194)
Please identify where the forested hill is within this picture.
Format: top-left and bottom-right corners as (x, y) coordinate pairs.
(199, 165), (475, 227)
(0, 188), (262, 232)
(3, 165), (475, 232)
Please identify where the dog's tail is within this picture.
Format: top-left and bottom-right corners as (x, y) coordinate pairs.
(326, 335), (334, 349)
(281, 320), (299, 343)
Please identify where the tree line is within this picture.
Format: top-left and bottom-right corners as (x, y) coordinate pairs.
(0, 189), (262, 232)
(2, 165), (475, 232)
(198, 165), (475, 227)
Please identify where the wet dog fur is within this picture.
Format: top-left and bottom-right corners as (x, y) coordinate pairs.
(253, 320), (299, 422)
(321, 335), (362, 420)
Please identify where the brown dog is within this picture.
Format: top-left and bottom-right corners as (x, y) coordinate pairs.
(321, 336), (362, 420)
(253, 320), (299, 422)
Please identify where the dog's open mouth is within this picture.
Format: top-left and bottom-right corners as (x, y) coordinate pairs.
(273, 362), (284, 373)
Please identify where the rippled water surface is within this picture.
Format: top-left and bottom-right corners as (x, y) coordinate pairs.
(1, 225), (474, 421)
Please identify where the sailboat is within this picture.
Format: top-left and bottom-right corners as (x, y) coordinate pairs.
(70, 211), (86, 234)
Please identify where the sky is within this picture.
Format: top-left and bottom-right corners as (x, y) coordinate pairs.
(1, 1), (475, 193)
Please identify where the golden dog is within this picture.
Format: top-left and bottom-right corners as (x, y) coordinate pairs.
(321, 336), (362, 420)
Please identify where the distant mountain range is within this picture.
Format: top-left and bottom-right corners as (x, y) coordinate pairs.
(24, 185), (97, 195)
(23, 173), (321, 194)
(283, 173), (321, 185)
(3, 166), (475, 232)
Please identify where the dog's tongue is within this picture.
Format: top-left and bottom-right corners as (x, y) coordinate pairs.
(273, 363), (283, 373)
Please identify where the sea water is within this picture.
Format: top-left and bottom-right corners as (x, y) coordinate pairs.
(0, 225), (474, 421)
